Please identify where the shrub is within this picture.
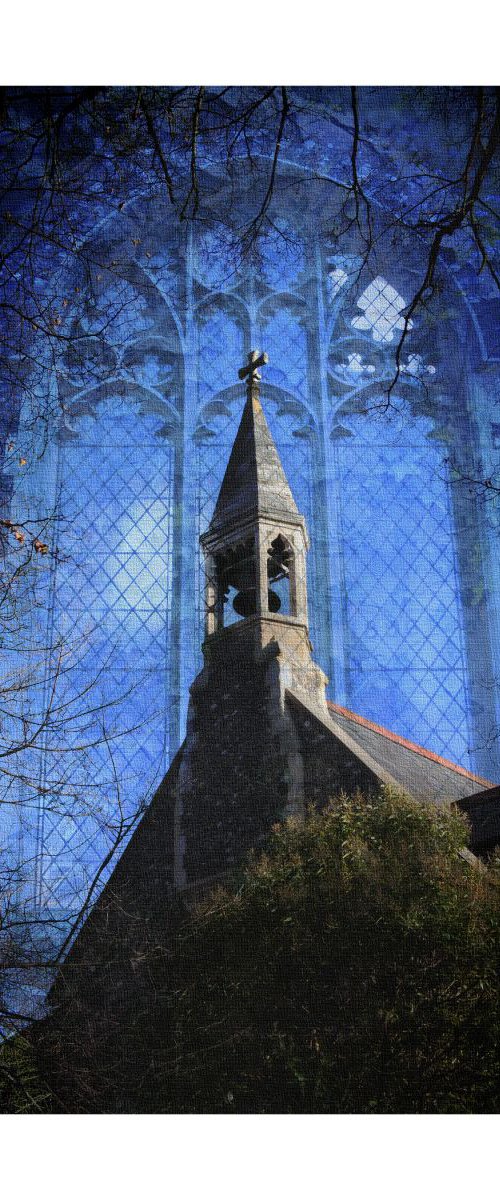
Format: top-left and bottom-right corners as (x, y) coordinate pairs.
(165, 789), (500, 1113)
(15, 787), (500, 1113)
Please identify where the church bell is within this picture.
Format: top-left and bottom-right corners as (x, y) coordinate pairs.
(220, 548), (281, 617)
(233, 586), (281, 617)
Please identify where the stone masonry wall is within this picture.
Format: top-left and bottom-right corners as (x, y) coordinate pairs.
(287, 695), (383, 808)
(180, 651), (293, 885)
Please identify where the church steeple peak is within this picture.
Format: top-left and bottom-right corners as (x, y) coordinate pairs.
(208, 350), (300, 537)
(200, 351), (316, 645)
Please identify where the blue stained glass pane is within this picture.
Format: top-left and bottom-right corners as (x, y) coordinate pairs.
(257, 221), (305, 289)
(197, 308), (245, 405)
(37, 396), (175, 905)
(332, 414), (470, 765)
(261, 304), (309, 401)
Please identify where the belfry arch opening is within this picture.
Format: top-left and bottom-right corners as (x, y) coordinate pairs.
(216, 538), (258, 625)
(212, 534), (298, 625)
(267, 535), (296, 617)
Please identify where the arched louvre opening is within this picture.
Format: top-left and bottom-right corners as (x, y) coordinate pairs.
(267, 535), (296, 617)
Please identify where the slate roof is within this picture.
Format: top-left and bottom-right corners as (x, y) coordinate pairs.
(326, 701), (496, 806)
(54, 698), (498, 989)
(208, 394), (301, 533)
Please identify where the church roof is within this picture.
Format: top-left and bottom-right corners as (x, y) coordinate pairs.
(208, 393), (301, 533)
(54, 695), (498, 991)
(326, 701), (495, 805)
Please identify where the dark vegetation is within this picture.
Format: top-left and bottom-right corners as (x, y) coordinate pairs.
(2, 787), (499, 1114)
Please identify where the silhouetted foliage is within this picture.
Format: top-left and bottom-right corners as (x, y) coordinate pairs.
(166, 789), (500, 1113)
(11, 787), (500, 1114)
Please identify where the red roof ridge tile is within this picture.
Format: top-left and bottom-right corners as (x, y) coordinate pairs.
(326, 701), (495, 789)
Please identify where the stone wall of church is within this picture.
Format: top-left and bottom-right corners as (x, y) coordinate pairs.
(286, 695), (383, 808)
(179, 649), (295, 885)
(178, 658), (384, 889)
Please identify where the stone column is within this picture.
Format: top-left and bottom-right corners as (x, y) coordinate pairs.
(256, 524), (269, 616)
(203, 552), (219, 637)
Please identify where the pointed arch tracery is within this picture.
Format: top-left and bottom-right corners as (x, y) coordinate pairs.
(320, 263), (473, 762)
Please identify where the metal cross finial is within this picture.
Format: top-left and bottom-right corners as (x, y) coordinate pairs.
(238, 349), (268, 401)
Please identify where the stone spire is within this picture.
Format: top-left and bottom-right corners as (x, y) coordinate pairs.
(200, 350), (311, 638)
(208, 350), (300, 535)
(174, 350), (329, 886)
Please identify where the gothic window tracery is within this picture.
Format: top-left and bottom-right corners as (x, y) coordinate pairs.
(327, 263), (437, 407)
(323, 260), (472, 762)
(256, 219), (305, 290)
(15, 191), (498, 915)
(259, 300), (309, 402)
(351, 276), (413, 344)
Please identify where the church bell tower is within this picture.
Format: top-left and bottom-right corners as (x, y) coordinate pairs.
(199, 350), (328, 700)
(175, 351), (329, 888)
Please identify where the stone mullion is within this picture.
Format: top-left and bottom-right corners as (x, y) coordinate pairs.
(29, 371), (67, 912)
(164, 422), (183, 759)
(309, 237), (344, 700)
(433, 313), (498, 778)
(177, 224), (200, 741)
(467, 369), (500, 761)
(451, 361), (500, 778)
(289, 529), (308, 626)
(254, 521), (269, 617)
